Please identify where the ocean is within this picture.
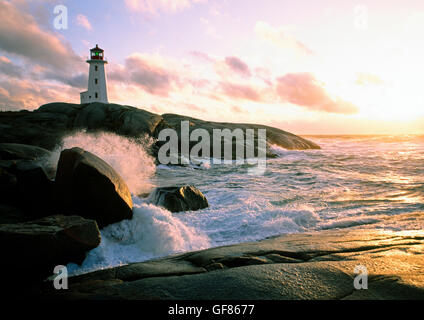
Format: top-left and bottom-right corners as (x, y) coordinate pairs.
(56, 132), (424, 275)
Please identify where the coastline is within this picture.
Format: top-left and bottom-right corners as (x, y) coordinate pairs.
(42, 211), (424, 300)
(1, 103), (423, 300)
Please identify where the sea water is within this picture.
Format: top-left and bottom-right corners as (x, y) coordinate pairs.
(54, 132), (424, 275)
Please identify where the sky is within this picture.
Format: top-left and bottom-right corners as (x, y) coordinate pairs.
(0, 0), (424, 134)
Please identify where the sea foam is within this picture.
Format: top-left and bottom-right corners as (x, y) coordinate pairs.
(49, 131), (156, 195)
(68, 196), (210, 275)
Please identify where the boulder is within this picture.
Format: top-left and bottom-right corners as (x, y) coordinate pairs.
(55, 147), (133, 228)
(149, 185), (209, 212)
(0, 215), (101, 285)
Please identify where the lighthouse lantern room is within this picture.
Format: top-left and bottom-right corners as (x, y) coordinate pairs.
(80, 44), (109, 104)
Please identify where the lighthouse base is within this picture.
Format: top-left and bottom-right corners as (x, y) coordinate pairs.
(80, 91), (108, 104)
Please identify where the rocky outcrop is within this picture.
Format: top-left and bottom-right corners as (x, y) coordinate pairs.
(55, 147), (133, 228)
(0, 215), (101, 286)
(41, 212), (424, 300)
(149, 185), (209, 212)
(0, 103), (319, 156)
(161, 113), (321, 158)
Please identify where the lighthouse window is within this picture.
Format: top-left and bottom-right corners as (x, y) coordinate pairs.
(95, 78), (98, 84)
(95, 66), (98, 71)
(95, 92), (98, 98)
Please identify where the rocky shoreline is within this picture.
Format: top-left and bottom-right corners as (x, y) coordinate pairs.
(1, 102), (422, 300)
(41, 216), (424, 300)
(0, 102), (320, 159)
(0, 102), (321, 298)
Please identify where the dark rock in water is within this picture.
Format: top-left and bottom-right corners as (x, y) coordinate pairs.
(0, 215), (101, 285)
(150, 185), (209, 212)
(0, 143), (52, 161)
(56, 147), (133, 228)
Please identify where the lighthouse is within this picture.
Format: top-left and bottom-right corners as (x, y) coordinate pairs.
(80, 44), (109, 104)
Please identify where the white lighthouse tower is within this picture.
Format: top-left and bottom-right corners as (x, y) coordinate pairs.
(80, 44), (109, 104)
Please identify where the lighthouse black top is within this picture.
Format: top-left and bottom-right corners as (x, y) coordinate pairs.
(90, 44), (104, 60)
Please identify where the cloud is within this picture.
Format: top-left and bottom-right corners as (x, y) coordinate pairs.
(224, 56), (251, 77)
(189, 51), (214, 62)
(0, 56), (23, 77)
(220, 82), (261, 102)
(255, 21), (313, 56)
(41, 71), (87, 89)
(276, 73), (358, 114)
(76, 14), (92, 31)
(0, 78), (78, 111)
(109, 53), (180, 97)
(0, 1), (82, 71)
(185, 103), (206, 113)
(125, 0), (204, 14)
(0, 1), (91, 110)
(231, 105), (245, 113)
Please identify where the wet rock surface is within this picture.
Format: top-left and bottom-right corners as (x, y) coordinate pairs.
(149, 185), (209, 212)
(42, 212), (424, 300)
(55, 147), (133, 228)
(0, 215), (101, 286)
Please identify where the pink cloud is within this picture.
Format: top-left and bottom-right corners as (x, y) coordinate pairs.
(189, 50), (215, 63)
(220, 82), (261, 102)
(76, 14), (93, 31)
(224, 56), (251, 78)
(185, 103), (206, 113)
(276, 73), (358, 114)
(109, 54), (180, 97)
(0, 1), (81, 71)
(231, 105), (246, 113)
(0, 78), (78, 111)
